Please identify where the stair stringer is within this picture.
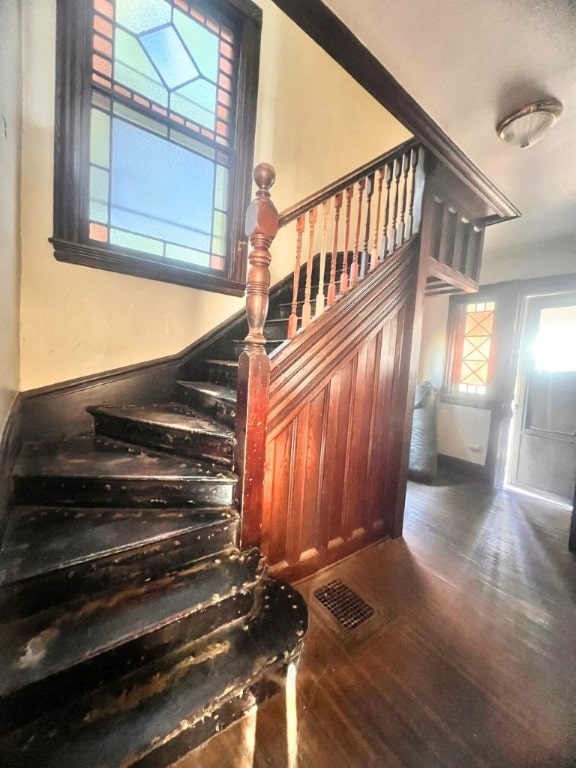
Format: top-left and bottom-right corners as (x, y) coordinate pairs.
(261, 237), (421, 581)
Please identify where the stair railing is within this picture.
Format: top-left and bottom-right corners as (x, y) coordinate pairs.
(278, 138), (425, 338)
(235, 163), (279, 548)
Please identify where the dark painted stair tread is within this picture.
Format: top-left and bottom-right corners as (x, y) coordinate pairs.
(14, 436), (236, 480)
(205, 359), (238, 369)
(13, 436), (237, 508)
(0, 506), (237, 586)
(0, 549), (263, 697)
(88, 403), (235, 465)
(178, 381), (236, 402)
(88, 403), (234, 438)
(1, 579), (307, 768)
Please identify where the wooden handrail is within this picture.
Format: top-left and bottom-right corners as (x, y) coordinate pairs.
(278, 137), (418, 228)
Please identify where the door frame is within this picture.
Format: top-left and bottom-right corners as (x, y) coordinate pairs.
(486, 273), (576, 493)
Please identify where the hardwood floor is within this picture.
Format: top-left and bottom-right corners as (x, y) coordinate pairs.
(175, 471), (576, 767)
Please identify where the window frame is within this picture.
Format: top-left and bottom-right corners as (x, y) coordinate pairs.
(442, 291), (498, 407)
(51, 0), (262, 296)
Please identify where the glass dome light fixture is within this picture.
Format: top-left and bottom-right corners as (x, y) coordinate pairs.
(496, 99), (563, 149)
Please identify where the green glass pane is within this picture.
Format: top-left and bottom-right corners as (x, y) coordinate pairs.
(114, 27), (167, 107)
(90, 108), (110, 169)
(113, 102), (168, 137)
(166, 242), (210, 266)
(171, 79), (216, 129)
(214, 164), (228, 210)
(212, 210), (226, 256)
(115, 0), (171, 35)
(170, 128), (215, 159)
(89, 165), (109, 223)
(110, 228), (164, 257)
(173, 9), (219, 82)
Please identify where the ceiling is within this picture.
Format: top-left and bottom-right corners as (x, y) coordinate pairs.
(322, 0), (576, 266)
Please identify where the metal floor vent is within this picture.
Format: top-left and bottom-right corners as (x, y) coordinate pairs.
(313, 580), (374, 631)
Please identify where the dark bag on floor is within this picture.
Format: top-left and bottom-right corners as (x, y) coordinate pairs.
(408, 381), (438, 482)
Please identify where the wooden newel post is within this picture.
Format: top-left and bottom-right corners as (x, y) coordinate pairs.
(244, 163), (278, 345)
(235, 163), (278, 550)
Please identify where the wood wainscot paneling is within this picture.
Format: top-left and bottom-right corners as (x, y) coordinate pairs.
(262, 240), (420, 580)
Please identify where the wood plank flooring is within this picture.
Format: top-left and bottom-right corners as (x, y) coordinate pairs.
(175, 471), (576, 767)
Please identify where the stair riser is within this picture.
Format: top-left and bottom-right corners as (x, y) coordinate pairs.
(2, 590), (256, 733)
(14, 477), (236, 509)
(134, 675), (283, 768)
(1, 581), (307, 768)
(178, 389), (236, 429)
(92, 414), (235, 467)
(0, 518), (239, 621)
(206, 361), (238, 388)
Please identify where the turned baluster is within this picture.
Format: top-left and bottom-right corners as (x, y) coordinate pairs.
(301, 206), (318, 328)
(370, 167), (384, 270)
(244, 163), (278, 345)
(315, 198), (331, 317)
(399, 151), (411, 244)
(379, 162), (393, 260)
(390, 157), (403, 253)
(408, 147), (420, 237)
(288, 214), (306, 339)
(360, 173), (374, 279)
(349, 178), (365, 287)
(339, 186), (354, 295)
(327, 192), (343, 306)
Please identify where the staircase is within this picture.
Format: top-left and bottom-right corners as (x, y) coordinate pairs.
(0, 317), (306, 767)
(0, 139), (493, 765)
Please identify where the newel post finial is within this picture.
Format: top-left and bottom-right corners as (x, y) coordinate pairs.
(244, 163), (278, 346)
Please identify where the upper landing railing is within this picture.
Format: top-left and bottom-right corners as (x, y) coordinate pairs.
(278, 139), (425, 338)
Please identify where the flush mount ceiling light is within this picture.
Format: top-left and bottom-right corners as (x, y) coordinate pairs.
(497, 99), (563, 149)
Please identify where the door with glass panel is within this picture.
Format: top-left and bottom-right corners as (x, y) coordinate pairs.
(507, 292), (576, 504)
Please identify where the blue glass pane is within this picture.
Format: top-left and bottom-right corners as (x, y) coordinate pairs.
(173, 10), (219, 82)
(90, 108), (110, 169)
(115, 0), (171, 35)
(110, 117), (214, 252)
(110, 227), (164, 256)
(166, 242), (210, 267)
(171, 79), (216, 129)
(114, 28), (167, 106)
(140, 25), (199, 90)
(89, 166), (109, 223)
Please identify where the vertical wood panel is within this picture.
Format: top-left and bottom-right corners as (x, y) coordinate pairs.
(262, 240), (421, 581)
(262, 424), (292, 566)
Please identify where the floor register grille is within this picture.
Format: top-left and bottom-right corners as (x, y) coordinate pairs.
(313, 580), (374, 631)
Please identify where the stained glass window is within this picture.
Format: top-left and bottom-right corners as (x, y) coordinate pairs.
(453, 300), (496, 395)
(53, 0), (260, 293)
(88, 0), (234, 271)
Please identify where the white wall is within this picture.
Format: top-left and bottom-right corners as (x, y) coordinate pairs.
(19, 0), (410, 391)
(0, 1), (22, 436)
(418, 294), (492, 465)
(419, 233), (576, 466)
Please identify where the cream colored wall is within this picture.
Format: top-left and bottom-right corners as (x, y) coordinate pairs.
(19, 0), (410, 391)
(0, 1), (22, 434)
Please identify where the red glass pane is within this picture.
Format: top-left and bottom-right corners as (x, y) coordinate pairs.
(89, 223), (109, 242)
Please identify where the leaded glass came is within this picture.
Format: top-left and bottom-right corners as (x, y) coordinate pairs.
(88, 0), (234, 272)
